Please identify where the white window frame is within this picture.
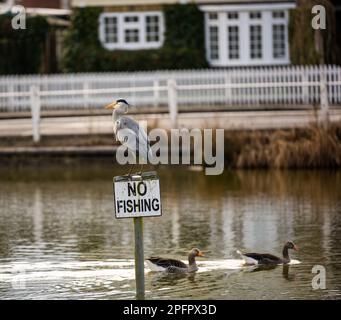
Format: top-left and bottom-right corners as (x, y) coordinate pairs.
(99, 11), (164, 50)
(227, 25), (240, 60)
(271, 13), (289, 60)
(201, 3), (295, 67)
(249, 23), (263, 61)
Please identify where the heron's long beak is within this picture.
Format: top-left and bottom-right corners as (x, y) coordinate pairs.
(104, 101), (118, 110)
(293, 245), (299, 252)
(197, 251), (204, 257)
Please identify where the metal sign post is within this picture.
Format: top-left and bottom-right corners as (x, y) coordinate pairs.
(133, 217), (144, 300)
(113, 171), (162, 300)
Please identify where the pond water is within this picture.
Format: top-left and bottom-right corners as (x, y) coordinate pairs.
(0, 163), (340, 300)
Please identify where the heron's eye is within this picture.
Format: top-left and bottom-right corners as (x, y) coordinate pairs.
(123, 136), (128, 143)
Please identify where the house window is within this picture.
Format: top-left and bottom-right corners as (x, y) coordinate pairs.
(125, 29), (139, 43)
(104, 16), (118, 43)
(227, 12), (238, 20)
(208, 12), (218, 20)
(209, 26), (219, 60)
(122, 15), (140, 43)
(250, 12), (261, 19)
(250, 25), (262, 59)
(227, 26), (239, 59)
(146, 15), (160, 42)
(124, 16), (138, 23)
(272, 11), (285, 19)
(273, 24), (286, 58)
(205, 8), (290, 66)
(99, 11), (164, 50)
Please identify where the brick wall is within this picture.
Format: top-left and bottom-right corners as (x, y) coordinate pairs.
(16, 0), (62, 8)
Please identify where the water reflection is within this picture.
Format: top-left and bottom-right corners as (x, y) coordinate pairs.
(148, 271), (197, 287)
(0, 164), (340, 299)
(243, 264), (295, 282)
(282, 265), (296, 281)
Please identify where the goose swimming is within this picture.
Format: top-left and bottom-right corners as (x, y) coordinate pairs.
(237, 241), (299, 265)
(146, 248), (204, 273)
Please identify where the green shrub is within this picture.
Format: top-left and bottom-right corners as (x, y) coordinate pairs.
(161, 3), (207, 69)
(62, 4), (208, 72)
(0, 15), (49, 74)
(62, 7), (104, 72)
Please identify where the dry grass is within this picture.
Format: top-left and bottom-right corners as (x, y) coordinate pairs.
(225, 122), (341, 169)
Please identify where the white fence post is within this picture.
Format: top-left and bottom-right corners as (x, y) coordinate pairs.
(8, 82), (14, 110)
(319, 66), (329, 128)
(153, 79), (159, 108)
(30, 85), (41, 143)
(167, 79), (178, 128)
(224, 72), (232, 106)
(302, 66), (309, 105)
(83, 81), (89, 108)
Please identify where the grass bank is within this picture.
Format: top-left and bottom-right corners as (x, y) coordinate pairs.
(224, 123), (341, 169)
(1, 123), (341, 170)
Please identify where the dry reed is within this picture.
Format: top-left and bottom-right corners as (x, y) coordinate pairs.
(225, 122), (341, 169)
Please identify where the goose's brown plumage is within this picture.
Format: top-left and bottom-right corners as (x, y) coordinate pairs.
(147, 257), (187, 269)
(146, 248), (204, 273)
(239, 241), (299, 265)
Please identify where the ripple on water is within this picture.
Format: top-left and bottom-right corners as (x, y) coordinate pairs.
(0, 168), (340, 299)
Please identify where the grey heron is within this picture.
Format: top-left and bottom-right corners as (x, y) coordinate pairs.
(105, 99), (153, 175)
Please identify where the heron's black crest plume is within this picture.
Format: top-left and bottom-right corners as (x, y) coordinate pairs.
(116, 99), (129, 105)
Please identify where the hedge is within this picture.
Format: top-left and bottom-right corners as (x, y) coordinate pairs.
(0, 14), (49, 75)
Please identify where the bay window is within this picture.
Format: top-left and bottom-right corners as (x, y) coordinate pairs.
(204, 7), (291, 66)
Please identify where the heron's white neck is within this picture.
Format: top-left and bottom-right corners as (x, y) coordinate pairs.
(112, 108), (125, 122)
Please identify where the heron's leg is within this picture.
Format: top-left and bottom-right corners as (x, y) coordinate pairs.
(137, 164), (144, 176)
(126, 164), (135, 176)
(126, 152), (137, 177)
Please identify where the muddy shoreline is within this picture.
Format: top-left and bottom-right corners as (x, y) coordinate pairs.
(1, 124), (341, 169)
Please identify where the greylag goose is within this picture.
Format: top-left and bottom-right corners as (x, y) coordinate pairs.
(237, 241), (299, 265)
(146, 248), (204, 273)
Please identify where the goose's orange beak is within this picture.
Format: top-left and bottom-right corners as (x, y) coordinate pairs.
(104, 101), (118, 110)
(293, 245), (299, 252)
(197, 251), (204, 257)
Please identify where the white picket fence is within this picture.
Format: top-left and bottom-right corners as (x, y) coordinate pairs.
(0, 65), (341, 112)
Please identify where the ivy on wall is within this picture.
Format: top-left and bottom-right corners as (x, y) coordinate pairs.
(161, 4), (207, 69)
(1, 1), (339, 75)
(61, 3), (208, 72)
(0, 15), (49, 75)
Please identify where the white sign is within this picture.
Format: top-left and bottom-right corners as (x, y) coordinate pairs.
(114, 178), (162, 218)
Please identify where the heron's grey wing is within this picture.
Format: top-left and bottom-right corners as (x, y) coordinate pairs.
(122, 117), (149, 144)
(116, 127), (139, 156)
(120, 116), (151, 160)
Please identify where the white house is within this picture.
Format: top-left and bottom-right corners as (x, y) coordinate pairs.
(71, 0), (296, 67)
